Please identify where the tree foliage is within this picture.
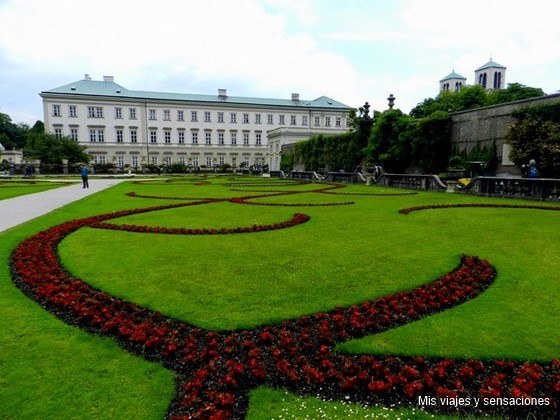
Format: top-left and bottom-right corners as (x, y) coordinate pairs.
(24, 132), (90, 165)
(281, 81), (545, 176)
(410, 83), (544, 118)
(0, 112), (28, 150)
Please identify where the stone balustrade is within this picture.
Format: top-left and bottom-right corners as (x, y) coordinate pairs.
(373, 174), (447, 191)
(462, 176), (560, 201)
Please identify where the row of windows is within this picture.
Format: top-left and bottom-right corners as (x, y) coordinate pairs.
(52, 105), (346, 127)
(93, 155), (257, 168)
(55, 127), (265, 146)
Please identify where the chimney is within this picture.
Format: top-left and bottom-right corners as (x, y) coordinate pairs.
(103, 75), (114, 82)
(218, 88), (227, 99)
(84, 74), (92, 80)
(291, 93), (300, 101)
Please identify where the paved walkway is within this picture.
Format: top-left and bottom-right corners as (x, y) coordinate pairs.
(0, 179), (126, 233)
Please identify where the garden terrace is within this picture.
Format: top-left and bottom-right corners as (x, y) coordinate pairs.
(1, 175), (558, 419)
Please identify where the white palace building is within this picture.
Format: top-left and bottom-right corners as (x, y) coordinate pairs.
(40, 75), (352, 172)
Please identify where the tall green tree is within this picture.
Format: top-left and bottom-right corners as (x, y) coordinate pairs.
(409, 111), (452, 173)
(486, 83), (545, 105)
(366, 109), (412, 172)
(24, 132), (89, 165)
(0, 112), (28, 150)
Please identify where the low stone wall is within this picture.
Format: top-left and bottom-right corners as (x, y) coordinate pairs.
(288, 171), (320, 180)
(324, 172), (365, 184)
(374, 174), (447, 191)
(462, 176), (560, 201)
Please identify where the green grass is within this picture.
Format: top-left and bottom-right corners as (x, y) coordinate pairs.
(0, 179), (74, 200)
(1, 175), (559, 418)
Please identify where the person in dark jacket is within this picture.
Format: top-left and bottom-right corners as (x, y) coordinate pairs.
(81, 165), (89, 188)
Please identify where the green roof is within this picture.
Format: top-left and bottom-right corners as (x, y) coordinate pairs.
(41, 79), (352, 110)
(475, 60), (506, 71)
(440, 71), (467, 82)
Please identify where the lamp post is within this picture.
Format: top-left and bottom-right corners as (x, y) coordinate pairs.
(387, 94), (396, 109)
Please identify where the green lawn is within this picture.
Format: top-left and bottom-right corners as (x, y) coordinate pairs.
(0, 179), (74, 200)
(1, 175), (558, 419)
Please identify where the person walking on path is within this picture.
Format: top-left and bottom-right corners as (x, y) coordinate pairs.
(0, 178), (126, 233)
(81, 165), (89, 188)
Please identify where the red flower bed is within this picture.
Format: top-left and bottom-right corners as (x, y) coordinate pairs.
(400, 203), (560, 215)
(9, 199), (559, 418)
(93, 212), (310, 235)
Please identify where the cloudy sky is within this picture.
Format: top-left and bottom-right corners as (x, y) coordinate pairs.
(1, 0), (559, 125)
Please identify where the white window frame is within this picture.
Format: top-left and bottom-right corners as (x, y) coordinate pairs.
(130, 129), (137, 143)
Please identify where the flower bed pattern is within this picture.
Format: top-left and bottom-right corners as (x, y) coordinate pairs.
(400, 203), (560, 215)
(9, 185), (560, 419)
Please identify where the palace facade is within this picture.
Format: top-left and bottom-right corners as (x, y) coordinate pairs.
(40, 75), (352, 171)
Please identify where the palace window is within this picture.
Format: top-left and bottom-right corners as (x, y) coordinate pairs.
(53, 105), (61, 117)
(115, 107), (122, 119)
(129, 108), (137, 119)
(116, 129), (123, 143)
(69, 105), (77, 117)
(130, 129), (137, 143)
(149, 109), (156, 120)
(164, 110), (171, 121)
(164, 130), (171, 144)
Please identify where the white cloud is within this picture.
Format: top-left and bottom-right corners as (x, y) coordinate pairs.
(1, 0), (560, 123)
(0, 0), (361, 107)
